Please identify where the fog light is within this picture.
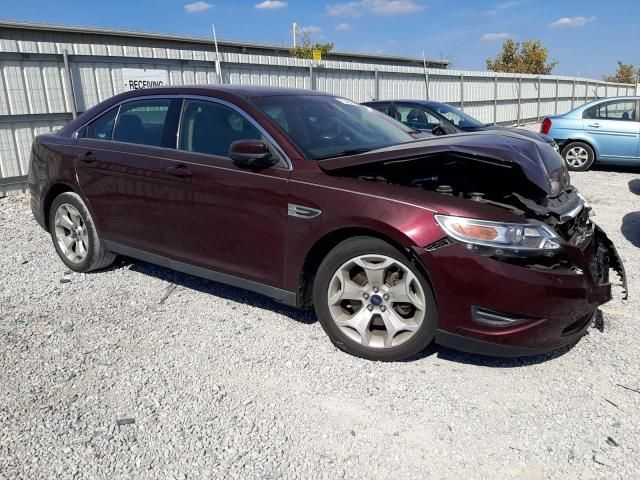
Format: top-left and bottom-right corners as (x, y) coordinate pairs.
(472, 306), (532, 327)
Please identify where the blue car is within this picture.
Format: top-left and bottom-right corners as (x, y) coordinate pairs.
(542, 96), (640, 171)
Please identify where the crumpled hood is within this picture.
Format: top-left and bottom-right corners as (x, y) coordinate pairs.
(319, 131), (568, 197)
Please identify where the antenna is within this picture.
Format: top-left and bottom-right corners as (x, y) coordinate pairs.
(422, 50), (430, 100)
(212, 24), (223, 84)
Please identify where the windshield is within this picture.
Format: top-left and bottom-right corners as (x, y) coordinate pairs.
(251, 95), (414, 160)
(432, 103), (486, 130)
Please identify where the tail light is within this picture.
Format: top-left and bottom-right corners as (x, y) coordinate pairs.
(541, 117), (552, 135)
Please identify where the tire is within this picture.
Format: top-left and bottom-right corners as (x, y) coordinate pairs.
(312, 236), (437, 361)
(49, 192), (116, 272)
(561, 141), (595, 171)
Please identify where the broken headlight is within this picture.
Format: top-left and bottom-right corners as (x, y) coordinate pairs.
(549, 165), (570, 197)
(434, 215), (561, 251)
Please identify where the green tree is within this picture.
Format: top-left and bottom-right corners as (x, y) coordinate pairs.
(290, 29), (333, 60)
(603, 61), (639, 84)
(486, 39), (557, 75)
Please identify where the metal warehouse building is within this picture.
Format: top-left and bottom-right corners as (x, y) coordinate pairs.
(0, 20), (636, 195)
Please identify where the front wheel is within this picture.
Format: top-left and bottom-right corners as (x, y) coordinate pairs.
(312, 237), (437, 361)
(562, 141), (595, 171)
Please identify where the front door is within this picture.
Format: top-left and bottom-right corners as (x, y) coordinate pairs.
(159, 98), (290, 288)
(583, 99), (640, 161)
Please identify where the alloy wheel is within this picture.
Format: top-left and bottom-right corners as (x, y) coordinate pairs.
(54, 203), (89, 264)
(327, 254), (426, 349)
(565, 146), (589, 168)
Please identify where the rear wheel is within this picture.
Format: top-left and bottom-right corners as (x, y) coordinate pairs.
(312, 237), (437, 361)
(562, 141), (595, 171)
(49, 192), (116, 272)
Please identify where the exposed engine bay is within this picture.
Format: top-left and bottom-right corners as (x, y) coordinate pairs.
(318, 133), (628, 298)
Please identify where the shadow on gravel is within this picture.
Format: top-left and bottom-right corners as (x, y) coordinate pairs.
(99, 258), (605, 366)
(108, 257), (317, 325)
(621, 212), (640, 248)
(431, 342), (577, 367)
(629, 179), (640, 196)
(401, 340), (579, 366)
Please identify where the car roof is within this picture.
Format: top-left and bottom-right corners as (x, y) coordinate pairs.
(122, 84), (332, 100)
(363, 99), (446, 108)
(56, 85), (336, 137)
(556, 95), (640, 117)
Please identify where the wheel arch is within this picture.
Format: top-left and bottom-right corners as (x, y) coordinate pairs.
(562, 137), (599, 160)
(42, 182), (78, 231)
(297, 227), (431, 308)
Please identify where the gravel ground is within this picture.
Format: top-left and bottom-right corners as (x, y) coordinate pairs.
(1, 168), (639, 480)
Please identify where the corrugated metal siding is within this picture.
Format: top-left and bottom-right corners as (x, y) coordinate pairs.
(378, 72), (426, 101)
(0, 24), (638, 189)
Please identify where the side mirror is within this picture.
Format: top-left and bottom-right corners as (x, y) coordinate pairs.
(431, 124), (447, 136)
(229, 139), (278, 168)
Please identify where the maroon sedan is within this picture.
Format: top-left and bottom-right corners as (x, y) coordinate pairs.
(28, 86), (626, 361)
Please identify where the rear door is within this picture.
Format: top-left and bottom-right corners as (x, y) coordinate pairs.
(74, 97), (183, 256)
(583, 99), (640, 161)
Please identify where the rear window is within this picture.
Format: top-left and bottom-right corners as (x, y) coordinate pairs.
(112, 99), (172, 147)
(82, 108), (117, 140)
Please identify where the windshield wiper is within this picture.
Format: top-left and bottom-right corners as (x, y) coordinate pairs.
(315, 148), (374, 160)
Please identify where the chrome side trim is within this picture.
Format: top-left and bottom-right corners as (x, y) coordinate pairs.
(72, 93), (293, 171)
(288, 203), (322, 219)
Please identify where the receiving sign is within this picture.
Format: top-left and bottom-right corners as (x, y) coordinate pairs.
(122, 68), (169, 90)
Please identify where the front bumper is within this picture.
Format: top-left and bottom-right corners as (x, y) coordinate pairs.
(416, 227), (623, 357)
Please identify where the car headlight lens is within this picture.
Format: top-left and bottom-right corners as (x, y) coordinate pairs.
(548, 165), (569, 197)
(434, 215), (561, 251)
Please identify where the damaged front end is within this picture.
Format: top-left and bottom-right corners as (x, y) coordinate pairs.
(320, 131), (627, 300)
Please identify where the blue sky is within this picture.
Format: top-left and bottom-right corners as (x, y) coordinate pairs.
(3, 0), (639, 79)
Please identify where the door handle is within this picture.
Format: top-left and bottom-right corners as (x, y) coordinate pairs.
(80, 151), (96, 163)
(165, 165), (192, 178)
(588, 123), (601, 128)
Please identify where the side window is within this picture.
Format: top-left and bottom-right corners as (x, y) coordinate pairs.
(367, 103), (393, 117)
(396, 105), (440, 130)
(82, 108), (118, 140)
(439, 109), (462, 126)
(263, 105), (289, 132)
(586, 101), (637, 121)
(113, 99), (172, 147)
(179, 100), (262, 157)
